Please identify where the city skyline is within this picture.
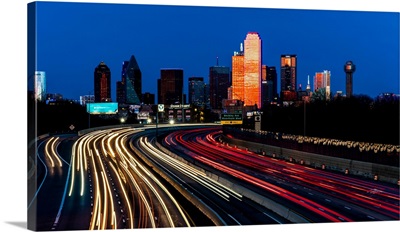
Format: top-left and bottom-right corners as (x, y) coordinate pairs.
(34, 2), (399, 102)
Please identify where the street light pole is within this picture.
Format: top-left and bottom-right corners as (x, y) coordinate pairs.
(156, 110), (158, 138)
(88, 104), (91, 128)
(87, 90), (94, 129)
(303, 100), (306, 136)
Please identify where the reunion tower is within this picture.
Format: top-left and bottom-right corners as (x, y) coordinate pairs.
(344, 61), (356, 97)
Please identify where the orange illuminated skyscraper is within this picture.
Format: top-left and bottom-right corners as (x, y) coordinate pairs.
(231, 43), (244, 102)
(244, 32), (262, 107)
(314, 72), (324, 90)
(313, 70), (331, 100)
(231, 32), (262, 108)
(262, 65), (267, 82)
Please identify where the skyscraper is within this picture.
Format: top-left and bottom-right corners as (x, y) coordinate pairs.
(34, 71), (46, 102)
(243, 32), (262, 107)
(306, 75), (311, 92)
(125, 55), (142, 104)
(116, 61), (129, 103)
(142, 92), (155, 105)
(313, 72), (324, 91)
(313, 70), (331, 100)
(188, 77), (205, 106)
(261, 66), (277, 106)
(209, 65), (230, 110)
(344, 61), (356, 97)
(158, 69), (184, 105)
(231, 43), (244, 102)
(280, 54), (297, 101)
(94, 61), (111, 102)
(204, 83), (210, 108)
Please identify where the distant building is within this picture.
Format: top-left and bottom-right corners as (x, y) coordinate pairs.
(306, 75), (311, 93)
(142, 92), (155, 105)
(79, 94), (94, 106)
(116, 61), (129, 103)
(188, 77), (206, 106)
(46, 93), (63, 101)
(262, 65), (267, 82)
(209, 65), (230, 110)
(116, 81), (125, 104)
(94, 61), (111, 102)
(344, 61), (356, 97)
(334, 90), (344, 99)
(204, 83), (211, 108)
(297, 84), (309, 102)
(377, 93), (399, 103)
(34, 71), (46, 102)
(243, 32), (262, 108)
(231, 44), (244, 102)
(313, 70), (331, 100)
(280, 55), (297, 102)
(158, 69), (184, 105)
(261, 66), (277, 106)
(230, 32), (263, 108)
(125, 55), (142, 104)
(222, 99), (244, 114)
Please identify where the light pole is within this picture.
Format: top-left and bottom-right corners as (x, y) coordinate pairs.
(88, 100), (91, 129)
(88, 104), (90, 128)
(87, 90), (94, 128)
(156, 104), (164, 138)
(303, 99), (306, 136)
(181, 86), (185, 123)
(156, 109), (158, 138)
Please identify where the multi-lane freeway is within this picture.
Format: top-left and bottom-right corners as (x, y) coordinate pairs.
(28, 124), (400, 230)
(163, 127), (400, 222)
(131, 129), (289, 225)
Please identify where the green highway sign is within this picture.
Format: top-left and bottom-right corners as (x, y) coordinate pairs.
(220, 113), (243, 124)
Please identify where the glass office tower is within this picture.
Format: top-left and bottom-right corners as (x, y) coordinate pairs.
(209, 66), (230, 110)
(280, 54), (297, 102)
(94, 61), (111, 102)
(243, 32), (262, 108)
(231, 43), (244, 103)
(158, 69), (184, 105)
(34, 71), (46, 102)
(188, 77), (206, 106)
(125, 55), (142, 104)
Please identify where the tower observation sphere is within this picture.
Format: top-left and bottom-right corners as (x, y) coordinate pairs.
(344, 61), (356, 97)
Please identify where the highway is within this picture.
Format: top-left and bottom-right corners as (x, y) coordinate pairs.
(27, 134), (89, 230)
(162, 127), (400, 223)
(30, 127), (195, 230)
(29, 124), (399, 230)
(130, 129), (289, 225)
(65, 127), (193, 229)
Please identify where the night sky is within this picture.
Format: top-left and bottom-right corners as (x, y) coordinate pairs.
(34, 2), (399, 101)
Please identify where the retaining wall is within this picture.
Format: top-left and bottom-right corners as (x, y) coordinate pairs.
(221, 135), (399, 184)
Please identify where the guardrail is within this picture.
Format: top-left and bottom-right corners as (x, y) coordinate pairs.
(78, 124), (145, 136)
(220, 135), (399, 184)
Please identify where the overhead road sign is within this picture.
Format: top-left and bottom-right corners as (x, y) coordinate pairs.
(158, 104), (164, 112)
(220, 113), (243, 125)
